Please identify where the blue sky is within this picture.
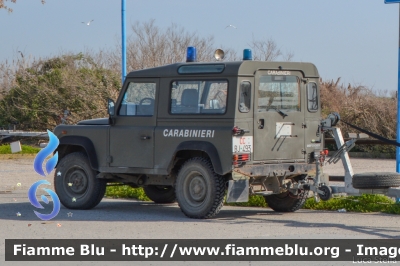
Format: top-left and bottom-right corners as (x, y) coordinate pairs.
(1, 0), (399, 93)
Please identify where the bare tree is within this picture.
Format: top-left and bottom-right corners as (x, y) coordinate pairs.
(250, 37), (293, 61)
(0, 0), (45, 12)
(0, 0), (16, 12)
(100, 20), (292, 74)
(218, 48), (239, 61)
(127, 20), (217, 70)
(103, 20), (219, 73)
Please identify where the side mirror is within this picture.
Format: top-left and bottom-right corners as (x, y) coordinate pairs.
(107, 98), (116, 125)
(108, 98), (115, 116)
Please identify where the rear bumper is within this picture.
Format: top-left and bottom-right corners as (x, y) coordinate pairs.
(234, 163), (315, 177)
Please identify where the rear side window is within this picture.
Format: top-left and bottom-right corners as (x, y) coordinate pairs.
(307, 82), (318, 112)
(170, 80), (227, 114)
(239, 81), (251, 113)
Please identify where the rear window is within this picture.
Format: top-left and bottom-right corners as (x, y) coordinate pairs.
(257, 75), (300, 112)
(170, 80), (227, 114)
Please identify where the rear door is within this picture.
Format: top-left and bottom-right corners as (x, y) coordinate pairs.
(253, 71), (305, 161)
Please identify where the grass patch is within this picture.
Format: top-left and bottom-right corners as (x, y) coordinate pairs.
(0, 144), (40, 154)
(105, 185), (150, 201)
(226, 195), (267, 207)
(105, 185), (400, 215)
(303, 194), (400, 214)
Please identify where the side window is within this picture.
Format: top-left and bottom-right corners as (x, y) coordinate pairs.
(307, 82), (318, 112)
(170, 80), (227, 114)
(119, 82), (156, 116)
(239, 81), (251, 113)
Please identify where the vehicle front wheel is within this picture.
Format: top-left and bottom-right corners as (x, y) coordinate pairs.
(144, 185), (176, 203)
(264, 189), (309, 212)
(54, 152), (106, 209)
(175, 158), (225, 219)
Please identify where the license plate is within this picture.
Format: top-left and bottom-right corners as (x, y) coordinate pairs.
(232, 136), (253, 153)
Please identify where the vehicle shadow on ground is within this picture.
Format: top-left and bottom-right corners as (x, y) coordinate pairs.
(217, 209), (400, 239)
(0, 200), (181, 221)
(1, 198), (399, 238)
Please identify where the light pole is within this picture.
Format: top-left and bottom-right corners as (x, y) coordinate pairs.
(121, 0), (126, 84)
(385, 0), (400, 174)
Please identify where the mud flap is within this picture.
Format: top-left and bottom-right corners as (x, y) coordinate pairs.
(226, 179), (249, 203)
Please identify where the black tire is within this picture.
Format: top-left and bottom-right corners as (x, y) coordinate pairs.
(54, 152), (106, 209)
(264, 190), (309, 212)
(318, 185), (332, 201)
(143, 185), (176, 203)
(175, 157), (225, 219)
(352, 172), (400, 189)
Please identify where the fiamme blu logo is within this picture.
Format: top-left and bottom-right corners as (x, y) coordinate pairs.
(28, 130), (60, 220)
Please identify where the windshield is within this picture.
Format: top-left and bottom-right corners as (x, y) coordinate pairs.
(257, 75), (300, 112)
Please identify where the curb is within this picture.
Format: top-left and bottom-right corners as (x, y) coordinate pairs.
(328, 152), (396, 159)
(0, 154), (37, 159)
(348, 152), (396, 159)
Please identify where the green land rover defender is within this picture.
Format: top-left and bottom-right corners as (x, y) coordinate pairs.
(53, 48), (328, 219)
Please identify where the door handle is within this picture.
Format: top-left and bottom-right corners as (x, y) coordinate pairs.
(141, 136), (151, 140)
(258, 119), (264, 129)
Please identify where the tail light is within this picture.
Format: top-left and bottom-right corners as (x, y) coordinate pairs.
(232, 126), (242, 135)
(232, 126), (249, 136)
(233, 153), (251, 166)
(319, 150), (327, 163)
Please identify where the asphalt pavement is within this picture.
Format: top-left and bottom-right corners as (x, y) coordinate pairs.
(0, 157), (398, 266)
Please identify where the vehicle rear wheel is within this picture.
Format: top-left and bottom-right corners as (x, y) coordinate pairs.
(54, 152), (106, 209)
(143, 185), (176, 203)
(352, 172), (400, 189)
(175, 157), (225, 219)
(264, 189), (309, 212)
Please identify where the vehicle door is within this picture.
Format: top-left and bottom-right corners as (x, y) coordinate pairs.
(253, 71), (305, 161)
(109, 79), (158, 168)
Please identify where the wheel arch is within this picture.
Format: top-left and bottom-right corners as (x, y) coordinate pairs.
(56, 136), (98, 171)
(169, 141), (224, 175)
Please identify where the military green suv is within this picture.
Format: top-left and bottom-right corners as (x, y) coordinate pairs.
(53, 50), (324, 218)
